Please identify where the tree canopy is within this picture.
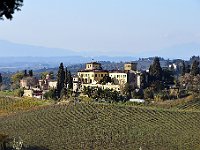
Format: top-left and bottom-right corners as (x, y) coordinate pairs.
(149, 57), (163, 82)
(0, 0), (23, 20)
(191, 60), (199, 76)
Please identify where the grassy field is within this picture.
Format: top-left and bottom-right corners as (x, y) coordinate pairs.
(149, 95), (200, 110)
(0, 95), (53, 116)
(1, 101), (200, 150)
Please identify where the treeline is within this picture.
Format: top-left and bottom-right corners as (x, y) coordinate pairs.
(44, 63), (73, 100)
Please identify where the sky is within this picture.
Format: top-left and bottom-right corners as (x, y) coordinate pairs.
(0, 0), (200, 58)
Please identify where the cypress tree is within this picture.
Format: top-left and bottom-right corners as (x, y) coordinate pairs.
(185, 64), (191, 74)
(0, 73), (2, 84)
(29, 70), (33, 77)
(64, 67), (68, 88)
(24, 70), (27, 77)
(67, 71), (73, 89)
(181, 61), (186, 76)
(61, 67), (68, 98)
(191, 60), (199, 76)
(149, 57), (163, 82)
(56, 63), (65, 98)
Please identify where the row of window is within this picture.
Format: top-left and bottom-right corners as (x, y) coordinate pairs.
(87, 64), (99, 69)
(110, 74), (127, 78)
(79, 73), (108, 78)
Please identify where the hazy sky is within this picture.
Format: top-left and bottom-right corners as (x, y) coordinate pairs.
(0, 0), (200, 57)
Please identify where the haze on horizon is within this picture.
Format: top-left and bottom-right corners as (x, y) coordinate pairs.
(0, 0), (200, 59)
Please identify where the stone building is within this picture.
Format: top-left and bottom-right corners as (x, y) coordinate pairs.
(77, 62), (109, 84)
(109, 70), (127, 85)
(73, 62), (147, 93)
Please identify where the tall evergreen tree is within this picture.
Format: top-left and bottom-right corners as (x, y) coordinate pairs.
(181, 61), (186, 76)
(64, 67), (68, 88)
(185, 64), (191, 74)
(61, 67), (68, 98)
(67, 71), (73, 89)
(29, 70), (33, 77)
(0, 73), (2, 84)
(149, 57), (163, 82)
(24, 70), (27, 77)
(56, 63), (65, 98)
(191, 60), (199, 76)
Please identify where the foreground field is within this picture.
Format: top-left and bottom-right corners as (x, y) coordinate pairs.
(0, 102), (200, 150)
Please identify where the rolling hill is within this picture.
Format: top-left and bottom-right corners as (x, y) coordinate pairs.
(0, 100), (200, 150)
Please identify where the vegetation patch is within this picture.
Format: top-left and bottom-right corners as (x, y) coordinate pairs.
(0, 102), (200, 149)
(0, 95), (53, 116)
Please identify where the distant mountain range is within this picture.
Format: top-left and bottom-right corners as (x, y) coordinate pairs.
(0, 40), (78, 57)
(1, 39), (200, 59)
(0, 39), (200, 72)
(0, 40), (138, 72)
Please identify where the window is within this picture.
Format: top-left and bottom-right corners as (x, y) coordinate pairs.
(95, 74), (97, 77)
(101, 74), (103, 77)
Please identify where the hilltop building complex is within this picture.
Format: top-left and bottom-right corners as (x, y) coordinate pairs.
(73, 62), (146, 93)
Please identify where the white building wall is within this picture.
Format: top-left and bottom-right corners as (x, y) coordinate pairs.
(48, 81), (57, 89)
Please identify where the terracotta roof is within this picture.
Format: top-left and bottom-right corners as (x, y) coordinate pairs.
(109, 70), (126, 73)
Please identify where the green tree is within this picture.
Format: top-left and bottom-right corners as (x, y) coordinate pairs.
(0, 73), (2, 84)
(191, 60), (199, 76)
(0, 0), (23, 20)
(0, 73), (2, 90)
(185, 64), (191, 74)
(24, 70), (28, 77)
(60, 67), (68, 98)
(41, 71), (54, 80)
(67, 71), (73, 90)
(144, 88), (154, 99)
(64, 67), (68, 88)
(43, 89), (56, 99)
(11, 72), (24, 89)
(181, 61), (186, 76)
(162, 69), (174, 85)
(124, 83), (134, 99)
(14, 88), (24, 97)
(29, 70), (33, 77)
(40, 72), (49, 80)
(100, 75), (112, 84)
(83, 86), (93, 98)
(149, 57), (163, 82)
(56, 63), (65, 98)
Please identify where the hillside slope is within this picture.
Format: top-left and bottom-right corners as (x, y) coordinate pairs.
(0, 102), (200, 150)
